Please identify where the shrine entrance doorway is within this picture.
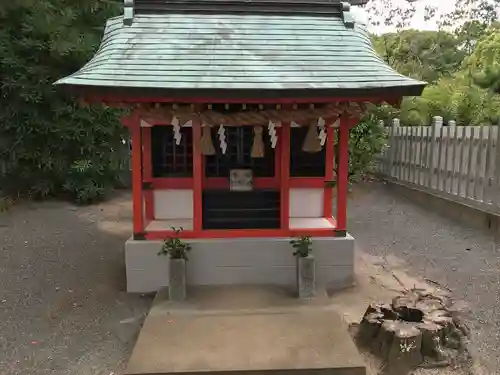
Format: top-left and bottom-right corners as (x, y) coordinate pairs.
(202, 126), (280, 230)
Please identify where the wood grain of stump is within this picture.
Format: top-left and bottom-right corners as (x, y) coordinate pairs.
(384, 322), (422, 375)
(358, 312), (383, 346)
(356, 290), (470, 374)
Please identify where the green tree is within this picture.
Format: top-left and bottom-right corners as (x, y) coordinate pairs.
(0, 0), (128, 203)
(372, 30), (465, 83)
(454, 20), (500, 55)
(463, 29), (500, 93)
(348, 119), (387, 180)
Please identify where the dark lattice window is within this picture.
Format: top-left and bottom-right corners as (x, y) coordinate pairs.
(290, 127), (325, 177)
(205, 126), (275, 178)
(151, 126), (193, 177)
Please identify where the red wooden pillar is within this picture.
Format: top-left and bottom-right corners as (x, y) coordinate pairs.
(142, 126), (154, 222)
(130, 117), (145, 239)
(192, 118), (203, 232)
(323, 125), (335, 219)
(280, 121), (291, 230)
(336, 115), (349, 235)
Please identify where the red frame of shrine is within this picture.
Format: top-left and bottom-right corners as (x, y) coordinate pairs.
(53, 0), (426, 244)
(101, 96), (399, 241)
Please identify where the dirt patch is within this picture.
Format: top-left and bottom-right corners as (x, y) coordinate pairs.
(76, 192), (133, 236)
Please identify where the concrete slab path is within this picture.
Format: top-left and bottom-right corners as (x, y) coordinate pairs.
(125, 287), (365, 375)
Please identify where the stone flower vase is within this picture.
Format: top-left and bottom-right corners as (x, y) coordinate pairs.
(296, 254), (316, 299)
(169, 258), (186, 301)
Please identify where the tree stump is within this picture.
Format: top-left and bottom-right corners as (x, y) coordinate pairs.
(358, 312), (384, 346)
(418, 322), (447, 360)
(384, 322), (422, 375)
(356, 289), (470, 374)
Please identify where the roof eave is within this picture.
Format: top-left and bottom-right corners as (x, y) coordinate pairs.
(54, 82), (427, 103)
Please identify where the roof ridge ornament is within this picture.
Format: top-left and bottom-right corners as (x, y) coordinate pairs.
(340, 2), (355, 29)
(124, 0), (135, 26)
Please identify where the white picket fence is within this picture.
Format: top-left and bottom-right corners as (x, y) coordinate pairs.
(379, 116), (500, 214)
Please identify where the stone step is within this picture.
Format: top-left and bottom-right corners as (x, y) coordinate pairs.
(125, 286), (366, 375)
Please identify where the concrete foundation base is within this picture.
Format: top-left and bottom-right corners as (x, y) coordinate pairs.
(125, 235), (355, 293)
(125, 286), (366, 375)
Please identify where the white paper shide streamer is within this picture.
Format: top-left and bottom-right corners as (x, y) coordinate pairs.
(218, 124), (227, 154)
(268, 120), (278, 149)
(140, 119), (152, 128)
(172, 116), (182, 145)
(317, 117), (327, 147)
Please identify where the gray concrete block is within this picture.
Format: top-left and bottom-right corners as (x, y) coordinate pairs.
(297, 255), (316, 299)
(125, 239), (167, 293)
(169, 258), (187, 301)
(314, 234), (354, 267)
(125, 236), (355, 293)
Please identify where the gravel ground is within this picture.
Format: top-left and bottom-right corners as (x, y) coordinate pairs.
(0, 193), (152, 375)
(349, 181), (500, 374)
(1, 184), (499, 374)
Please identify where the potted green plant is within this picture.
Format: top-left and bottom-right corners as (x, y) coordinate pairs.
(158, 227), (191, 301)
(290, 236), (316, 298)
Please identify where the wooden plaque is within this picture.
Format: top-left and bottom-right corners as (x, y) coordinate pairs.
(229, 169), (253, 191)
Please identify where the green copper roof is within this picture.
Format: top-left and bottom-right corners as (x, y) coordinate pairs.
(55, 13), (426, 100)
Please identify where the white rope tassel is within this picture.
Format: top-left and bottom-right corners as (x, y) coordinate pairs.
(268, 120), (278, 149)
(172, 116), (182, 145)
(317, 117), (327, 147)
(218, 124), (227, 154)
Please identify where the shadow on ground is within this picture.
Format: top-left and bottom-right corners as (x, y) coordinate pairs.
(0, 191), (152, 375)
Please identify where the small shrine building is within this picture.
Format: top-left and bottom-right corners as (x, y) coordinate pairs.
(56, 0), (425, 292)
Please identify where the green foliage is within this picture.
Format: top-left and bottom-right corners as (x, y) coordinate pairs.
(372, 30), (465, 84)
(464, 29), (500, 93)
(158, 227), (192, 260)
(347, 107), (389, 181)
(0, 0), (128, 203)
(370, 18), (500, 128)
(4, 0), (500, 201)
(290, 236), (312, 258)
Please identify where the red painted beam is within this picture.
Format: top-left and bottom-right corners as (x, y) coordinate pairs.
(128, 116), (144, 236)
(142, 127), (155, 221)
(323, 126), (335, 219)
(192, 118), (203, 232)
(144, 227), (338, 240)
(280, 121), (291, 230)
(289, 177), (328, 188)
(336, 115), (350, 231)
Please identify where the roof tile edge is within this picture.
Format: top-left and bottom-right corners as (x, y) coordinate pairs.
(123, 0), (134, 26)
(341, 2), (355, 29)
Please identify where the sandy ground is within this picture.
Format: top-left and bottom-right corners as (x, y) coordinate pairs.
(0, 193), (152, 375)
(349, 181), (499, 374)
(0, 182), (497, 374)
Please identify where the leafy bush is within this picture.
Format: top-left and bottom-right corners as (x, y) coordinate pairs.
(290, 236), (313, 258)
(346, 108), (389, 181)
(0, 0), (128, 204)
(158, 227), (192, 260)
